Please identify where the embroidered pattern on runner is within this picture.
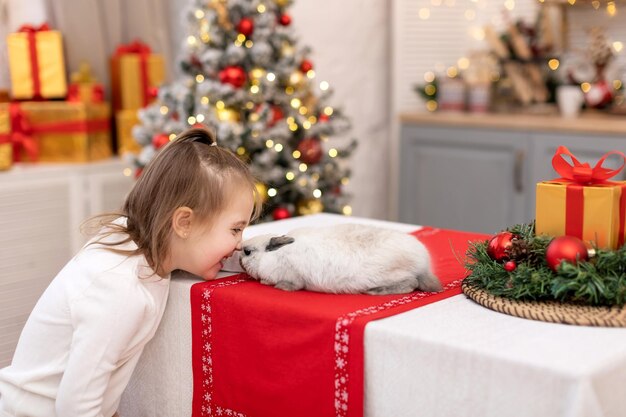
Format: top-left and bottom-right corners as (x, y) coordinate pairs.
(197, 276), (463, 417)
(199, 277), (248, 417)
(332, 279), (463, 416)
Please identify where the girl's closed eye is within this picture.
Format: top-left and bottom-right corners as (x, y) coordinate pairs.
(232, 228), (243, 235)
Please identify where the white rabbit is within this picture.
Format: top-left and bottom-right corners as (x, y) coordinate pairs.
(239, 223), (442, 295)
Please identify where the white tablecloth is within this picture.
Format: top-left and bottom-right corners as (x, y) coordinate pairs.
(119, 214), (626, 417)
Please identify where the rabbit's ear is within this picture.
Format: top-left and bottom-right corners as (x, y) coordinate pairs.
(266, 236), (295, 251)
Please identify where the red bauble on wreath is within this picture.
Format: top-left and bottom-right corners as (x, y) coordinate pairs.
(219, 66), (247, 88)
(545, 235), (589, 272)
(237, 18), (254, 37)
(487, 231), (515, 261)
(504, 260), (517, 272)
(297, 137), (323, 165)
(152, 133), (170, 149)
(273, 207), (291, 220)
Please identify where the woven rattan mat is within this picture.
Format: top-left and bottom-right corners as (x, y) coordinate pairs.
(462, 281), (626, 327)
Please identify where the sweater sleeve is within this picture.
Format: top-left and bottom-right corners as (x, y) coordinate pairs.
(56, 272), (149, 417)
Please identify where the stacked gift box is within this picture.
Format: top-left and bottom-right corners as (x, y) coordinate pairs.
(111, 41), (165, 155)
(535, 146), (626, 250)
(1, 24), (166, 170)
(1, 23), (111, 169)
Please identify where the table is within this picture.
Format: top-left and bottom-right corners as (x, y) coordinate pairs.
(119, 214), (626, 417)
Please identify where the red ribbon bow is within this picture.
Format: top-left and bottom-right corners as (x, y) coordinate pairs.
(0, 103), (40, 162)
(552, 145), (626, 185)
(114, 40), (152, 56)
(67, 84), (105, 103)
(18, 23), (50, 33)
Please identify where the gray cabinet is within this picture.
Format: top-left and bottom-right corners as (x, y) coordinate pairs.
(399, 125), (529, 234)
(399, 120), (626, 234)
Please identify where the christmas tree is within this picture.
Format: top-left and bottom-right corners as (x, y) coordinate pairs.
(131, 0), (356, 221)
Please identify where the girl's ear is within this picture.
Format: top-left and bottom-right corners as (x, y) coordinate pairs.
(172, 207), (194, 239)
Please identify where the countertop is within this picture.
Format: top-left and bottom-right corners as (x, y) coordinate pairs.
(399, 111), (626, 136)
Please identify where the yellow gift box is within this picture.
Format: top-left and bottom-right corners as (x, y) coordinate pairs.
(535, 146), (626, 249)
(0, 104), (18, 168)
(68, 63), (105, 104)
(0, 143), (11, 170)
(536, 181), (626, 249)
(7, 24), (68, 99)
(116, 110), (141, 155)
(0, 101), (112, 163)
(110, 41), (165, 111)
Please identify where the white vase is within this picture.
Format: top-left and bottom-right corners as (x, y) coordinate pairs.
(556, 85), (584, 118)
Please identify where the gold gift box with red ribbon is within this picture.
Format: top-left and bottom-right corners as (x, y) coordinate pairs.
(7, 23), (68, 100)
(110, 40), (165, 111)
(535, 146), (626, 249)
(0, 101), (112, 163)
(115, 109), (141, 155)
(0, 108), (12, 170)
(68, 62), (105, 104)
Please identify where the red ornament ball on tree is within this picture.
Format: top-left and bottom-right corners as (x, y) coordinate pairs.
(487, 231), (515, 261)
(300, 59), (313, 73)
(279, 14), (291, 26)
(219, 66), (247, 88)
(273, 207), (291, 221)
(297, 137), (323, 165)
(147, 86), (159, 99)
(545, 236), (589, 272)
(237, 18), (254, 37)
(318, 113), (330, 122)
(269, 105), (284, 127)
(152, 133), (170, 149)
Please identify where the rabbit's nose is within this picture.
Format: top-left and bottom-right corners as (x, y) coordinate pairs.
(243, 247), (252, 256)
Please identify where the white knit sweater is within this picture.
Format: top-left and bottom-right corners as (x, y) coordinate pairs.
(0, 229), (170, 417)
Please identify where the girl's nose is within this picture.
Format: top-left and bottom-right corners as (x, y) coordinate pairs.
(235, 240), (242, 251)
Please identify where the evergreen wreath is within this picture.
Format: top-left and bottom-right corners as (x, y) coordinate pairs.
(464, 223), (626, 307)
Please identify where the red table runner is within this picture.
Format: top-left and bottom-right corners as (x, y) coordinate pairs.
(190, 227), (489, 417)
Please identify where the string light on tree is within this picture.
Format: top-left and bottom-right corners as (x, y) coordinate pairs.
(130, 0), (356, 221)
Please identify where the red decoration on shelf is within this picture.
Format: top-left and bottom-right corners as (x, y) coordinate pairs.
(219, 66), (246, 88)
(278, 14), (292, 26)
(300, 59), (313, 73)
(273, 206), (291, 220)
(297, 137), (323, 165)
(134, 167), (143, 179)
(545, 236), (589, 272)
(237, 18), (254, 37)
(487, 231), (515, 261)
(504, 260), (517, 272)
(585, 79), (613, 109)
(152, 133), (170, 149)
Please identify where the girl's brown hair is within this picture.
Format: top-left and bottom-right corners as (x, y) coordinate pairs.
(83, 128), (263, 275)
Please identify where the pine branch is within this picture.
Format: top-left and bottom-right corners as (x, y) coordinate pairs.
(465, 223), (626, 306)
